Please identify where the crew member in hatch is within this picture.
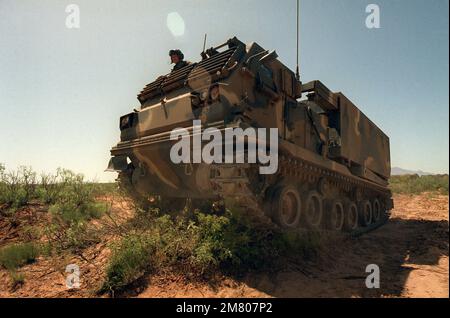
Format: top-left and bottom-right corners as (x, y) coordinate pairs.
(169, 49), (191, 72)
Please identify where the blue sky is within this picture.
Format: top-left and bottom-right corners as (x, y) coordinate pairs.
(0, 0), (448, 181)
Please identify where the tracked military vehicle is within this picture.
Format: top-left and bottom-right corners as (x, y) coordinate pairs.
(108, 37), (393, 234)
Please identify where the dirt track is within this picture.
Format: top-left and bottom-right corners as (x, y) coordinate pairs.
(136, 193), (449, 298)
(0, 193), (448, 298)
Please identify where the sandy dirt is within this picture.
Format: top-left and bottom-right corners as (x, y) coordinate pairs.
(0, 193), (448, 298)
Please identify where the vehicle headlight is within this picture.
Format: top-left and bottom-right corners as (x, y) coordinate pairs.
(121, 116), (129, 127)
(120, 113), (135, 130)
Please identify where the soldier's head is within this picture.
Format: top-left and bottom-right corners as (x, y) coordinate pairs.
(169, 49), (184, 64)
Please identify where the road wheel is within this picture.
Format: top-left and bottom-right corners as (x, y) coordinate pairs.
(272, 185), (302, 229)
(327, 200), (345, 231)
(304, 191), (323, 229)
(360, 200), (373, 226)
(344, 201), (359, 231)
(372, 199), (382, 223)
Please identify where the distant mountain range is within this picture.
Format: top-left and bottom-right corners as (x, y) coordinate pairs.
(391, 167), (433, 176)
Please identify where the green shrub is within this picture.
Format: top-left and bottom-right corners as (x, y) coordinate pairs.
(0, 164), (111, 255)
(39, 242), (53, 257)
(10, 271), (25, 287)
(91, 183), (118, 197)
(0, 165), (113, 212)
(102, 208), (324, 293)
(36, 173), (61, 204)
(49, 201), (108, 225)
(0, 163), (5, 203)
(390, 174), (449, 194)
(0, 166), (36, 209)
(0, 243), (40, 270)
(35, 169), (108, 251)
(102, 214), (198, 293)
(41, 169), (108, 251)
(46, 169), (108, 223)
(102, 232), (159, 292)
(44, 215), (103, 252)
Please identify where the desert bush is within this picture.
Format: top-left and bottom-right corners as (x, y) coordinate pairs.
(193, 212), (321, 272)
(0, 165), (114, 211)
(46, 169), (109, 223)
(47, 223), (104, 253)
(102, 207), (323, 293)
(36, 172), (61, 204)
(101, 232), (160, 292)
(9, 271), (25, 288)
(1, 164), (110, 253)
(91, 183), (118, 197)
(390, 174), (449, 194)
(0, 166), (37, 209)
(0, 163), (4, 194)
(39, 169), (109, 251)
(0, 241), (40, 288)
(22, 225), (42, 242)
(0, 242), (40, 270)
(49, 201), (108, 225)
(46, 200), (107, 252)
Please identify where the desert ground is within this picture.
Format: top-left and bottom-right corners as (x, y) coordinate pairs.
(0, 192), (448, 298)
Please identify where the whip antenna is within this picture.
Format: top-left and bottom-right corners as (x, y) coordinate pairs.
(201, 34), (208, 59)
(202, 34), (207, 53)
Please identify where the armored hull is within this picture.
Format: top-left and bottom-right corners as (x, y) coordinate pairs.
(109, 37), (393, 235)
